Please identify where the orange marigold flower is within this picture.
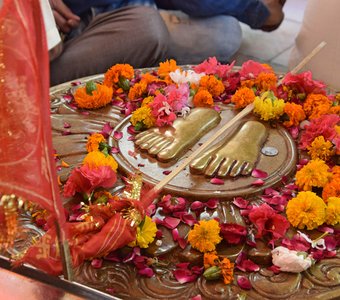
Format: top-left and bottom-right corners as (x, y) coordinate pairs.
(303, 93), (333, 120)
(307, 136), (335, 161)
(286, 191), (326, 230)
(328, 105), (340, 115)
(220, 257), (234, 285)
(188, 219), (222, 253)
(295, 159), (332, 191)
(74, 83), (113, 109)
(103, 63), (134, 87)
(83, 151), (118, 171)
(322, 178), (340, 202)
(86, 133), (106, 152)
(283, 102), (306, 127)
(240, 79), (255, 89)
(193, 90), (214, 107)
(157, 59), (180, 78)
(128, 81), (147, 100)
(231, 87), (255, 109)
(331, 165), (340, 178)
(325, 197), (340, 225)
(254, 72), (277, 91)
(203, 252), (219, 269)
(199, 75), (225, 97)
(141, 73), (161, 85)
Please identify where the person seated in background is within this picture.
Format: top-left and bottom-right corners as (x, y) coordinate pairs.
(49, 0), (169, 85)
(289, 0), (340, 90)
(156, 0), (286, 65)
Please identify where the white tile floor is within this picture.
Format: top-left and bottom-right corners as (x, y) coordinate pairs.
(232, 0), (308, 72)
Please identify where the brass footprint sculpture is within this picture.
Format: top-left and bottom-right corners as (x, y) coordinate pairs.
(190, 121), (268, 177)
(134, 108), (221, 163)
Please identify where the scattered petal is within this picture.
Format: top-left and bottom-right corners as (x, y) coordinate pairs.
(163, 170), (172, 175)
(233, 197), (249, 209)
(63, 122), (71, 128)
(251, 179), (265, 186)
(190, 201), (205, 211)
(62, 130), (71, 136)
(91, 258), (103, 269)
(251, 169), (268, 179)
(113, 131), (123, 140)
(162, 216), (181, 229)
(237, 276), (252, 290)
(206, 198), (219, 209)
(111, 147), (120, 154)
(210, 178), (224, 185)
(138, 267), (154, 278)
(128, 150), (137, 158)
(127, 125), (137, 135)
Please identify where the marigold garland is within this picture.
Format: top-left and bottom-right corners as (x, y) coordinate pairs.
(303, 93), (332, 120)
(74, 83), (113, 109)
(231, 87), (255, 109)
(103, 64), (134, 87)
(193, 90), (214, 107)
(283, 102), (306, 127)
(128, 81), (147, 100)
(188, 219), (222, 253)
(83, 151), (118, 171)
(325, 197), (340, 225)
(286, 191), (326, 230)
(307, 136), (335, 161)
(295, 159), (332, 191)
(199, 75), (225, 97)
(86, 133), (106, 152)
(254, 72), (277, 92)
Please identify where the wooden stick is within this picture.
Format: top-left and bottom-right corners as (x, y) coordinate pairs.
(154, 103), (254, 191)
(151, 41), (327, 193)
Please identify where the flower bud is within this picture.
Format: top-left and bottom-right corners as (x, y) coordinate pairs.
(203, 266), (221, 280)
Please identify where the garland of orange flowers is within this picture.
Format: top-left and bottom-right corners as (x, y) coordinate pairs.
(303, 93), (333, 119)
(103, 64), (134, 88)
(283, 102), (306, 127)
(74, 83), (113, 109)
(230, 86), (255, 109)
(198, 75), (225, 97)
(193, 90), (214, 107)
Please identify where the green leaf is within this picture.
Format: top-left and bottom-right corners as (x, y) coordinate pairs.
(118, 77), (130, 91)
(86, 81), (97, 95)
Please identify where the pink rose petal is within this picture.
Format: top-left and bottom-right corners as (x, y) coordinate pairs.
(206, 198), (219, 209)
(237, 276), (252, 290)
(113, 131), (123, 140)
(267, 265), (281, 274)
(210, 177), (224, 185)
(251, 168), (268, 179)
(163, 170), (172, 175)
(191, 295), (202, 300)
(190, 201), (205, 211)
(127, 136), (135, 141)
(128, 150), (137, 158)
(111, 147), (120, 154)
(127, 125), (137, 135)
(91, 258), (103, 269)
(162, 216), (181, 229)
(233, 197), (249, 209)
(63, 122), (71, 128)
(251, 179), (265, 186)
(172, 228), (179, 242)
(138, 267), (154, 278)
(137, 163), (145, 167)
(101, 122), (114, 138)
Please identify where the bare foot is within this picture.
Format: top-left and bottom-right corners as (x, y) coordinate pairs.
(261, 0), (285, 32)
(190, 121), (268, 177)
(134, 108), (221, 163)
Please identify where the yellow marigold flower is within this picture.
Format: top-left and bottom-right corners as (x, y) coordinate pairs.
(295, 159), (332, 191)
(199, 75), (225, 97)
(130, 106), (156, 129)
(129, 216), (157, 248)
(103, 64), (134, 87)
(322, 178), (340, 202)
(74, 83), (113, 109)
(253, 91), (285, 121)
(303, 93), (332, 120)
(193, 90), (214, 107)
(307, 136), (335, 161)
(128, 81), (147, 100)
(325, 197), (340, 225)
(141, 96), (154, 107)
(283, 102), (306, 127)
(86, 133), (106, 152)
(286, 191), (326, 230)
(157, 59), (180, 78)
(83, 151), (118, 171)
(188, 219), (222, 253)
(231, 87), (255, 109)
(254, 72), (277, 92)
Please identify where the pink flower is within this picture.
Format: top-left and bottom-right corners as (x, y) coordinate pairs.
(158, 194), (186, 213)
(220, 223), (247, 245)
(248, 204), (290, 240)
(165, 83), (189, 112)
(239, 60), (272, 79)
(63, 165), (117, 197)
(150, 93), (177, 126)
(299, 114), (340, 149)
(282, 71), (326, 95)
(194, 56), (234, 78)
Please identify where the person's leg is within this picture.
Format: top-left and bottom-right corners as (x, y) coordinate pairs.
(159, 10), (242, 65)
(50, 6), (169, 86)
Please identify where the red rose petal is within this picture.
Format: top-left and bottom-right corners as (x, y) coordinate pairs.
(206, 198), (219, 209)
(190, 201), (205, 211)
(127, 125), (137, 135)
(162, 216), (181, 229)
(163, 170), (172, 175)
(138, 267), (154, 278)
(237, 276), (252, 290)
(113, 131), (123, 140)
(210, 177), (224, 185)
(251, 169), (268, 179)
(251, 179), (265, 186)
(91, 258), (103, 269)
(233, 197), (249, 209)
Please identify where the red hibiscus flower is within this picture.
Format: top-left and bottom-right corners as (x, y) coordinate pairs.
(248, 204), (290, 240)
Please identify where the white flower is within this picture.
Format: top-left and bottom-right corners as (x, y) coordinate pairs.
(271, 246), (313, 273)
(169, 69), (205, 85)
(297, 231), (326, 250)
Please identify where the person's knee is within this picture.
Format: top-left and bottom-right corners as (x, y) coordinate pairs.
(132, 6), (170, 64)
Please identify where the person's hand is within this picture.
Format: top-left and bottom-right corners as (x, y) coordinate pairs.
(49, 0), (80, 33)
